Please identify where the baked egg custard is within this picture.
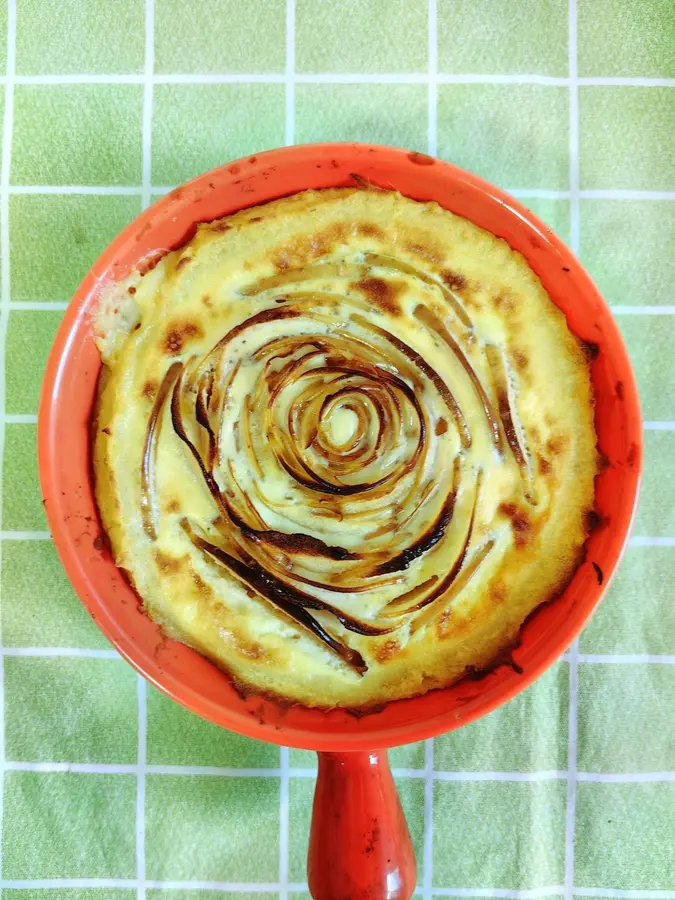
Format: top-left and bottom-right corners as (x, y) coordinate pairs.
(94, 187), (597, 708)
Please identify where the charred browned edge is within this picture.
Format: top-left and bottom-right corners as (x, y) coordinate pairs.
(225, 503), (359, 562)
(414, 304), (502, 451)
(486, 345), (531, 491)
(363, 253), (474, 329)
(582, 340), (600, 362)
(376, 458), (460, 575)
(462, 540), (590, 686)
(183, 522), (377, 674)
(199, 529), (585, 708)
(585, 509), (604, 533)
(383, 471), (483, 617)
(463, 644), (525, 680)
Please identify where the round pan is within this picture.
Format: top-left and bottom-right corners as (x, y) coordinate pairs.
(38, 144), (642, 899)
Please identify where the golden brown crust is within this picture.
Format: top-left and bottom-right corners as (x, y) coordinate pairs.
(93, 188), (598, 708)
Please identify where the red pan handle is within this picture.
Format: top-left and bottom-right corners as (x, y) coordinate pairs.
(308, 750), (416, 900)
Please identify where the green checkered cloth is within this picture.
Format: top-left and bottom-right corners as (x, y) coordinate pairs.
(1, 0), (674, 896)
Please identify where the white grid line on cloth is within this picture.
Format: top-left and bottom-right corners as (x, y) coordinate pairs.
(3, 883), (675, 899)
(2, 647), (121, 658)
(136, 677), (148, 900)
(422, 737), (435, 900)
(578, 654), (675, 664)
(8, 301), (69, 310)
(4, 72), (675, 87)
(279, 746), (290, 900)
(285, 0), (295, 147)
(5, 762), (675, 783)
(630, 537), (675, 547)
(575, 891), (675, 899)
(610, 306), (675, 315)
(434, 892), (564, 899)
(0, 0), (17, 884)
(564, 3), (580, 899)
(9, 184), (145, 195)
(427, 0), (438, 158)
(7, 185), (675, 201)
(135, 4), (154, 897)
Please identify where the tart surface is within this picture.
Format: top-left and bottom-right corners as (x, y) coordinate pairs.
(94, 187), (597, 707)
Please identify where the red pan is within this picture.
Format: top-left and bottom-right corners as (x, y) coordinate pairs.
(38, 143), (642, 899)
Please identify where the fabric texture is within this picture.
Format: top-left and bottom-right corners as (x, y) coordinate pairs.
(1, 0), (673, 894)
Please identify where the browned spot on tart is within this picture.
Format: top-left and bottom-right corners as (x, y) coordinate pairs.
(489, 582), (507, 605)
(586, 509), (604, 533)
(190, 570), (215, 597)
(512, 349), (529, 372)
(499, 502), (532, 548)
(582, 340), (600, 362)
(357, 222), (384, 239)
(435, 417), (448, 436)
(405, 241), (442, 265)
(142, 380), (158, 400)
(164, 321), (203, 354)
(353, 277), (403, 315)
(441, 270), (467, 291)
(375, 639), (400, 662)
(547, 434), (569, 456)
(155, 550), (183, 574)
(493, 292), (515, 311)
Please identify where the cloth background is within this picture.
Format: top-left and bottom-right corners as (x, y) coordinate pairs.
(1, 0), (674, 896)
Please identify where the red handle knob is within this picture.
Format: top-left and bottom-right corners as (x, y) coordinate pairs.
(307, 750), (417, 900)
